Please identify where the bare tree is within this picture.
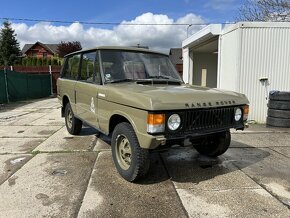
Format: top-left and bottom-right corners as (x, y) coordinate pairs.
(237, 0), (290, 21)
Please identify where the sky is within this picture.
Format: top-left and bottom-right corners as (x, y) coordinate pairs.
(0, 0), (244, 53)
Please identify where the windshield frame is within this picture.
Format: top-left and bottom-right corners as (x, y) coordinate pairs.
(99, 49), (184, 84)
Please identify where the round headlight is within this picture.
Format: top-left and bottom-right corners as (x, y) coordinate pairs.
(167, 114), (181, 131)
(234, 108), (242, 121)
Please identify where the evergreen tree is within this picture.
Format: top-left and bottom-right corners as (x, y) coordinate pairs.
(0, 20), (21, 65)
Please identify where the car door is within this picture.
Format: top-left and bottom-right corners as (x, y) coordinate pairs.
(75, 51), (102, 128)
(60, 54), (80, 112)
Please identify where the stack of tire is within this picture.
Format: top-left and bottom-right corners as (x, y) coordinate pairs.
(267, 91), (290, 128)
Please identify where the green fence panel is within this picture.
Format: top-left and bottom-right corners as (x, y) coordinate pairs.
(0, 70), (8, 103)
(0, 70), (51, 103)
(27, 74), (51, 99)
(7, 70), (28, 102)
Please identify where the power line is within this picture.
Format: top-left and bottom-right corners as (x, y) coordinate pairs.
(0, 17), (233, 26)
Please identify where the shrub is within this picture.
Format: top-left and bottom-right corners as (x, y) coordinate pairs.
(36, 58), (42, 66)
(32, 57), (37, 66)
(26, 57), (32, 66)
(42, 58), (47, 66)
(52, 57), (58, 65)
(22, 58), (27, 66)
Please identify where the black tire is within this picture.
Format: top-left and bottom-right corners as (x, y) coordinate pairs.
(266, 116), (290, 128)
(269, 91), (290, 101)
(111, 122), (150, 182)
(64, 103), (82, 135)
(268, 100), (290, 110)
(193, 131), (231, 157)
(268, 109), (290, 119)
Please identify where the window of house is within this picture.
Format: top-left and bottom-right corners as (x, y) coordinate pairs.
(43, 52), (48, 58)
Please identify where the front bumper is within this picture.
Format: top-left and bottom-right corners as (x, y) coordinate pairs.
(138, 123), (244, 149)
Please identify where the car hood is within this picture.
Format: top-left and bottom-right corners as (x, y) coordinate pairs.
(104, 82), (249, 111)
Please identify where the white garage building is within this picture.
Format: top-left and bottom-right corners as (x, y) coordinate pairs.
(182, 22), (290, 123)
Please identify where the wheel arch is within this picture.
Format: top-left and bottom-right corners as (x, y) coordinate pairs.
(109, 112), (138, 136)
(61, 95), (70, 117)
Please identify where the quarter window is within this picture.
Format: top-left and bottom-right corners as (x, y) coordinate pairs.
(62, 54), (81, 80)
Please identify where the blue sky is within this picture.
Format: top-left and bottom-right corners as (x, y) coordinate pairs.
(1, 0), (244, 52)
(2, 0), (242, 24)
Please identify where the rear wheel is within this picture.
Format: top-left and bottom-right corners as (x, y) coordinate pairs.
(193, 131), (231, 157)
(65, 103), (82, 135)
(112, 122), (150, 182)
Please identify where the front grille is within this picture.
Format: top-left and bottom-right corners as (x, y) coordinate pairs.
(183, 107), (235, 131)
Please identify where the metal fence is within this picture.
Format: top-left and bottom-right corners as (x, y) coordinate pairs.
(0, 69), (52, 104)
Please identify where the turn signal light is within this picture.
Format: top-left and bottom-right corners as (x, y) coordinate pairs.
(147, 114), (165, 133)
(243, 105), (249, 121)
(147, 114), (165, 125)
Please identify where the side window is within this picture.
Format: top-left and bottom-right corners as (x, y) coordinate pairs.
(95, 52), (101, 84)
(70, 54), (81, 80)
(62, 54), (81, 80)
(62, 57), (70, 78)
(80, 52), (96, 82)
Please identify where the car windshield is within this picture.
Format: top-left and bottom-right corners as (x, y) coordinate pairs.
(100, 50), (183, 83)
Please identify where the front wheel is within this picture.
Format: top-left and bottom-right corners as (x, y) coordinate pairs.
(193, 131), (231, 157)
(112, 122), (150, 182)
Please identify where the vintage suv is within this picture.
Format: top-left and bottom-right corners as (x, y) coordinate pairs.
(57, 46), (249, 182)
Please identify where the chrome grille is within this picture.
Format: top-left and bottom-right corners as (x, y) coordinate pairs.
(184, 107), (235, 131)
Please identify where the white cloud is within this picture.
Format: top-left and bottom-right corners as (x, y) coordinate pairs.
(8, 12), (205, 53)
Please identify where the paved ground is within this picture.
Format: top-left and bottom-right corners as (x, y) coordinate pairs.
(0, 97), (290, 218)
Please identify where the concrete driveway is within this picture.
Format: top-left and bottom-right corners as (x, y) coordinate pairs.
(0, 98), (290, 217)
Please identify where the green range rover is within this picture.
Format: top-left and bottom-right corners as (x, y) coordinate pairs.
(57, 46), (249, 182)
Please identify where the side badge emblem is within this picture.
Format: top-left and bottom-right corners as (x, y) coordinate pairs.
(90, 97), (95, 113)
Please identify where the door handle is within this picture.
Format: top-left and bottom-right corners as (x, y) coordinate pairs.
(98, 93), (106, 98)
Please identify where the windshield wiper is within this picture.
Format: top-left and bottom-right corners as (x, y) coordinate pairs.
(148, 75), (181, 82)
(148, 75), (172, 79)
(106, 78), (135, 83)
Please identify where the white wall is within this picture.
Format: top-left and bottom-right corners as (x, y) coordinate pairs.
(192, 53), (218, 88)
(182, 48), (190, 83)
(239, 26), (290, 122)
(218, 29), (240, 91)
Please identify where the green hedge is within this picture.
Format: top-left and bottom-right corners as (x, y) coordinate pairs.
(20, 56), (62, 66)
